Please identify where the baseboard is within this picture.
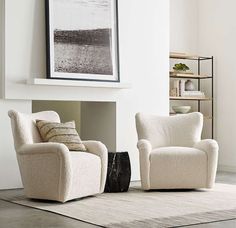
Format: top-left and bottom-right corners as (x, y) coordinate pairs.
(218, 165), (236, 173)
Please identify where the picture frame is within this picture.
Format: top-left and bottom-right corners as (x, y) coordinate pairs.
(45, 0), (120, 82)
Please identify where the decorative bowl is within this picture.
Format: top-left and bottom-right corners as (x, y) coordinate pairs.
(172, 106), (191, 114)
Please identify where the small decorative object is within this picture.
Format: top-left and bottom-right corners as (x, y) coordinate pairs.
(172, 106), (191, 114)
(173, 63), (190, 73)
(170, 88), (177, 97)
(105, 152), (131, 193)
(45, 0), (119, 82)
(185, 80), (195, 91)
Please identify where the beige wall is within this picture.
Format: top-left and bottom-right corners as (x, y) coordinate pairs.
(32, 101), (82, 133)
(81, 102), (116, 152)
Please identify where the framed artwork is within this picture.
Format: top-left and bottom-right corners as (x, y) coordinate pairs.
(45, 0), (119, 82)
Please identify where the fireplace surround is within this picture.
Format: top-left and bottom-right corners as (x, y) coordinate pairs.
(32, 100), (116, 151)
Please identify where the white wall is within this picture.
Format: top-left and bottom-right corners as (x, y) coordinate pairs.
(0, 100), (31, 189)
(0, 0), (169, 189)
(170, 0), (212, 139)
(198, 0), (236, 172)
(116, 0), (169, 178)
(170, 0), (236, 171)
(0, 0), (30, 189)
(170, 0), (198, 53)
(0, 0), (4, 97)
(170, 0), (199, 134)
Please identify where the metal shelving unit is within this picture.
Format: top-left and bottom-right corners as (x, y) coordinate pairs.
(169, 53), (214, 138)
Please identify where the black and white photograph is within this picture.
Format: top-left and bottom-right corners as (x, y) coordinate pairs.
(46, 0), (119, 82)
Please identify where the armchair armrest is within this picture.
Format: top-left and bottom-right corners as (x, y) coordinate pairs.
(194, 139), (219, 154)
(18, 142), (70, 156)
(137, 139), (152, 190)
(194, 139), (219, 188)
(17, 143), (72, 202)
(82, 141), (108, 193)
(137, 139), (152, 153)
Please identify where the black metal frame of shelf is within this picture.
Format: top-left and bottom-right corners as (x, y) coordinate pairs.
(170, 97), (212, 101)
(170, 56), (213, 61)
(170, 56), (214, 139)
(170, 76), (212, 79)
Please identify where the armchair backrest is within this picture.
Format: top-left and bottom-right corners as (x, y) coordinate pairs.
(8, 110), (60, 151)
(136, 112), (203, 148)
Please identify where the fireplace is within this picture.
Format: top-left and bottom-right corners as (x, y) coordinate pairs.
(32, 100), (116, 151)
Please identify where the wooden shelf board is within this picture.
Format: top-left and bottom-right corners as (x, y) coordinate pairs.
(169, 113), (212, 119)
(204, 116), (213, 120)
(170, 96), (212, 101)
(170, 52), (212, 60)
(170, 73), (212, 79)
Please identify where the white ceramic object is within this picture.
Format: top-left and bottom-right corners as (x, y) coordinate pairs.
(172, 106), (191, 114)
(185, 80), (195, 91)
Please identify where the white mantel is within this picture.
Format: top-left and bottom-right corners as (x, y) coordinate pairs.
(28, 78), (131, 89)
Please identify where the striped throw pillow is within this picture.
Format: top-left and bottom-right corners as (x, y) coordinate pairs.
(36, 120), (86, 151)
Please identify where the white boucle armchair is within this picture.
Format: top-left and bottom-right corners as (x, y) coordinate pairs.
(135, 112), (218, 190)
(8, 110), (108, 202)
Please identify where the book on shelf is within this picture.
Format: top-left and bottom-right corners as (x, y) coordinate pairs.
(182, 91), (205, 97)
(179, 80), (185, 96)
(171, 79), (186, 97)
(170, 88), (178, 97)
(173, 80), (179, 96)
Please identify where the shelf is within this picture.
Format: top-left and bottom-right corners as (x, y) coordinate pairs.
(170, 113), (212, 119)
(169, 51), (214, 138)
(170, 72), (212, 79)
(170, 96), (212, 101)
(27, 78), (131, 89)
(170, 52), (212, 60)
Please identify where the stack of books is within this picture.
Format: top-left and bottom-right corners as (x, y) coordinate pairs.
(170, 79), (205, 98)
(182, 91), (205, 98)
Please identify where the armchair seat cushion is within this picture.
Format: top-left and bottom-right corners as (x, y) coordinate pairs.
(68, 152), (101, 200)
(149, 147), (207, 189)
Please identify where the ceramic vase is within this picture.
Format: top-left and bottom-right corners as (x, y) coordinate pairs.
(185, 80), (195, 91)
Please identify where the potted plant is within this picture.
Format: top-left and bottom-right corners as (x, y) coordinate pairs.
(172, 63), (191, 74)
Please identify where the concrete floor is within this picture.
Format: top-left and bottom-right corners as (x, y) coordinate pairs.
(0, 172), (236, 228)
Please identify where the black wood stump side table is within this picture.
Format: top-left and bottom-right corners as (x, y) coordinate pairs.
(104, 151), (131, 193)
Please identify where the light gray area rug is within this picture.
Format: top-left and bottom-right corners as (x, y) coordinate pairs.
(2, 183), (236, 228)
